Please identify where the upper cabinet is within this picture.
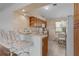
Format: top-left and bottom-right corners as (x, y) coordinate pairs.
(29, 16), (47, 28)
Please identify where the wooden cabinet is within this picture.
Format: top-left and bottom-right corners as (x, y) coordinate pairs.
(29, 16), (37, 27)
(29, 16), (47, 27)
(42, 36), (48, 56)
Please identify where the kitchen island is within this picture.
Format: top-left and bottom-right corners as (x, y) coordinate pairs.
(19, 33), (48, 56)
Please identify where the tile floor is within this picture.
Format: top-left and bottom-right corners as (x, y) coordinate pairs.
(48, 40), (65, 56)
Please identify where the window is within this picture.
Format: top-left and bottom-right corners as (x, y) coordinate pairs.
(56, 21), (66, 32)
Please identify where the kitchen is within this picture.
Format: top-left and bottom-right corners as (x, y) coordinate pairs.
(0, 3), (73, 56)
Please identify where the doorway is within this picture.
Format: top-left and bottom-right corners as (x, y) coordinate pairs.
(48, 17), (67, 56)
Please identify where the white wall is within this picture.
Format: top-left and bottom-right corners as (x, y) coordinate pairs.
(0, 3), (30, 31)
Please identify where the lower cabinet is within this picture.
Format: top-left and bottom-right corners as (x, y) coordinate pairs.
(42, 36), (48, 56)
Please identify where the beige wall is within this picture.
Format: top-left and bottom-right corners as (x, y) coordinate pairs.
(47, 19), (56, 40)
(12, 14), (29, 33)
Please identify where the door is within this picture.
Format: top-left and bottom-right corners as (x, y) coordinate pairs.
(74, 3), (79, 56)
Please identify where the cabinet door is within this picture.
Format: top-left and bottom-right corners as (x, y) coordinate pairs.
(29, 16), (47, 27)
(42, 37), (48, 56)
(29, 16), (37, 27)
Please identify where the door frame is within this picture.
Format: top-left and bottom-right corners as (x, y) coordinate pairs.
(66, 15), (74, 56)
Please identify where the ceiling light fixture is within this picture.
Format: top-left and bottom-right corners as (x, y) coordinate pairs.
(22, 9), (26, 12)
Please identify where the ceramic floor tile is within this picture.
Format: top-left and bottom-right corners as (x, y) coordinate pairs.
(48, 40), (65, 56)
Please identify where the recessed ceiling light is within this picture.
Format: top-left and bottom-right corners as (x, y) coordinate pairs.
(22, 9), (26, 12)
(44, 6), (49, 10)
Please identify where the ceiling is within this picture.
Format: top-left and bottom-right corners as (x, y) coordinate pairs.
(0, 3), (73, 19)
(29, 3), (74, 19)
(0, 3), (13, 11)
